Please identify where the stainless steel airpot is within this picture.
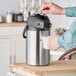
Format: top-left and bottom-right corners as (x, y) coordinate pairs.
(23, 14), (51, 66)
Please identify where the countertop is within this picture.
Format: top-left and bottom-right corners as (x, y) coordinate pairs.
(0, 22), (26, 27)
(10, 60), (76, 75)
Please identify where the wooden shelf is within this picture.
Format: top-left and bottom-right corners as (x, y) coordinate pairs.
(0, 22), (26, 27)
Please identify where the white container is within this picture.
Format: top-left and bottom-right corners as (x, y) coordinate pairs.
(23, 10), (29, 21)
(0, 16), (3, 22)
(6, 11), (12, 23)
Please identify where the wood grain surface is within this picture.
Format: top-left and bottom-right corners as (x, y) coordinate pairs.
(10, 60), (76, 75)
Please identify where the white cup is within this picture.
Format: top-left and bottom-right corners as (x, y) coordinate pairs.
(42, 36), (50, 49)
(0, 16), (3, 22)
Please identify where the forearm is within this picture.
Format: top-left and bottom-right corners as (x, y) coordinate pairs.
(55, 6), (76, 16)
(52, 6), (76, 16)
(58, 7), (76, 16)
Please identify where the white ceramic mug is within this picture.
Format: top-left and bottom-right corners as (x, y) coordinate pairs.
(42, 36), (50, 49)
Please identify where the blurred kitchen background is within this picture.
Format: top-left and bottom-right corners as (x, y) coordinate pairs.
(0, 0), (19, 15)
(0, 0), (76, 33)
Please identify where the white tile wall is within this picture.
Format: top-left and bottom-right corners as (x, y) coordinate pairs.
(0, 0), (19, 15)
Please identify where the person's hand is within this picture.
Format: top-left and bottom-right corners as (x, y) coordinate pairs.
(49, 35), (60, 50)
(39, 2), (65, 15)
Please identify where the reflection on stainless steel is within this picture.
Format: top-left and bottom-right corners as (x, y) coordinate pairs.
(26, 30), (50, 65)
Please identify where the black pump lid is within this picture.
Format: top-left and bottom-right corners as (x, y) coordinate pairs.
(27, 14), (51, 30)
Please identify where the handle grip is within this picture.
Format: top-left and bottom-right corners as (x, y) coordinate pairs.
(23, 25), (28, 38)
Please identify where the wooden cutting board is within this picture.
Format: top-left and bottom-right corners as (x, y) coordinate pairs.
(10, 60), (76, 75)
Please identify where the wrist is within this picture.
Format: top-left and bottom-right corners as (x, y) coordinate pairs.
(61, 8), (65, 15)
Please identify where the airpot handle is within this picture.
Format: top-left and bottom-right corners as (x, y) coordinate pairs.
(23, 25), (28, 38)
